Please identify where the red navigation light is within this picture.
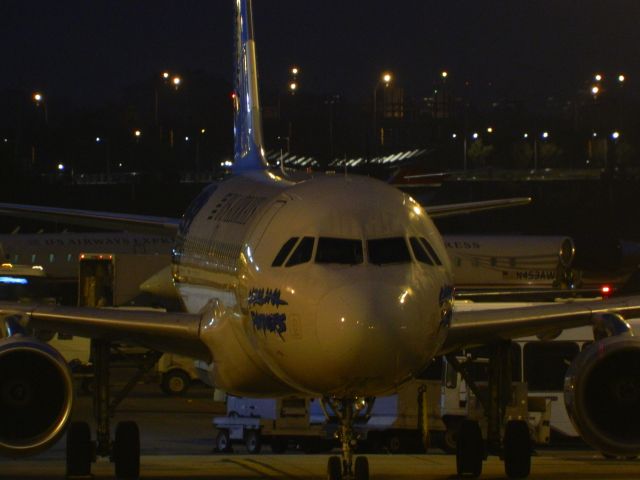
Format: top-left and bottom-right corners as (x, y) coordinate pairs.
(601, 285), (612, 297)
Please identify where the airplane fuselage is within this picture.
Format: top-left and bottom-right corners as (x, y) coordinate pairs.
(172, 171), (454, 398)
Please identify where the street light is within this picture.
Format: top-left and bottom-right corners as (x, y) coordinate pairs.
(172, 76), (182, 89)
(594, 73), (603, 82)
(618, 74), (626, 83)
(32, 91), (48, 123)
(611, 131), (620, 140)
(372, 72), (393, 154)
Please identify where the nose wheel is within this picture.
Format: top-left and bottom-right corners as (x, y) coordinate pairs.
(323, 397), (372, 480)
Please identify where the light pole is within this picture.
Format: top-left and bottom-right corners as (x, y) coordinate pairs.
(372, 72), (392, 155)
(32, 92), (48, 124)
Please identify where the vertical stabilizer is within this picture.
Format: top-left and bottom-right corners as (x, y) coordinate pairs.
(232, 0), (268, 173)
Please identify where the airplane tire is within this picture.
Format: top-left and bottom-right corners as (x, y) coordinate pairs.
(245, 430), (261, 454)
(354, 456), (369, 480)
(160, 370), (190, 396)
(113, 421), (140, 480)
(66, 421), (92, 477)
(215, 429), (231, 452)
(456, 420), (483, 478)
(327, 455), (342, 480)
(503, 420), (531, 479)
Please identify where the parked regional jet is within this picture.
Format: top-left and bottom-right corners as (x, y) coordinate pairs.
(0, 2), (639, 479)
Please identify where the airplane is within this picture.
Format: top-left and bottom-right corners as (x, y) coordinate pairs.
(0, 231), (575, 295)
(0, 1), (640, 479)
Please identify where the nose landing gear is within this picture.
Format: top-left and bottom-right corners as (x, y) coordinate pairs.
(323, 397), (373, 480)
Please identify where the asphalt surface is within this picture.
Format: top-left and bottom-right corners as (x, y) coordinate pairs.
(1, 381), (639, 479)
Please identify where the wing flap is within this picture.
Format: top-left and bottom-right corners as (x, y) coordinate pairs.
(0, 203), (180, 235)
(0, 303), (210, 361)
(440, 295), (640, 354)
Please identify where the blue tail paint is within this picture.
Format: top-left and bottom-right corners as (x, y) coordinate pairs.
(232, 0), (268, 173)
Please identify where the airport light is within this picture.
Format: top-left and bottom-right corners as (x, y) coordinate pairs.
(472, 132), (479, 140)
(594, 73), (603, 82)
(618, 74), (626, 83)
(162, 71), (170, 80)
(289, 82), (297, 93)
(33, 92), (43, 103)
(382, 72), (392, 86)
(591, 85), (599, 96)
(452, 133), (457, 139)
(542, 131), (549, 139)
(291, 66), (299, 76)
(487, 127), (494, 134)
(134, 129), (142, 138)
(523, 133), (529, 139)
(172, 76), (182, 89)
(95, 137), (101, 143)
(200, 128), (206, 134)
(441, 71), (448, 79)
(592, 132), (598, 138)
(611, 131), (620, 140)
(57, 163), (65, 171)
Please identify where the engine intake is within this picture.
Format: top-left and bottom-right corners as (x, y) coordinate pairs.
(564, 334), (640, 456)
(0, 336), (74, 457)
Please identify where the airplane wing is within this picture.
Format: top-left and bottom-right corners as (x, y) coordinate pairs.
(0, 203), (180, 235)
(440, 295), (640, 354)
(425, 197), (532, 218)
(0, 302), (210, 361)
(0, 197), (531, 231)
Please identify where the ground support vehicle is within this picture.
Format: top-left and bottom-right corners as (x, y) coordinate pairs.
(213, 397), (335, 453)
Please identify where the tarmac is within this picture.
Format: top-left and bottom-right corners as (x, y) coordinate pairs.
(1, 382), (639, 479)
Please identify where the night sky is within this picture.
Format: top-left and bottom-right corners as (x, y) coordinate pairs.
(1, 1), (638, 107)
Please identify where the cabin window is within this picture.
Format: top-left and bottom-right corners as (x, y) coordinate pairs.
(316, 237), (363, 265)
(368, 237), (411, 265)
(286, 237), (314, 267)
(272, 237), (299, 267)
(523, 341), (579, 391)
(409, 237), (434, 265)
(420, 237), (443, 266)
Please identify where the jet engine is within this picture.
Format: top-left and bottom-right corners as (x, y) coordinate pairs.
(564, 334), (640, 457)
(0, 335), (74, 457)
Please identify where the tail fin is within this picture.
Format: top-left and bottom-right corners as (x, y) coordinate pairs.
(232, 0), (268, 173)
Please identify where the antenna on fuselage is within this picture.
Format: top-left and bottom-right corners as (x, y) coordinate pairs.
(232, 0), (268, 174)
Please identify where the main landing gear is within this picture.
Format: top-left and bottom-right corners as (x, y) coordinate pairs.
(66, 340), (161, 480)
(448, 341), (532, 479)
(323, 397), (373, 480)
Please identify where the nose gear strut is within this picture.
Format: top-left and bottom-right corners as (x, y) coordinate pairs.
(322, 396), (373, 480)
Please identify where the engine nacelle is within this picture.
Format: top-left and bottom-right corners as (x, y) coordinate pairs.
(564, 334), (640, 457)
(0, 335), (74, 457)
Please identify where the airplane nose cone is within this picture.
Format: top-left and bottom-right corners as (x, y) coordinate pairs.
(313, 282), (436, 396)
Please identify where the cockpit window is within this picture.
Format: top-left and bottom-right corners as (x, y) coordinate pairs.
(410, 237), (434, 265)
(286, 237), (315, 267)
(272, 237), (299, 267)
(315, 237), (363, 265)
(420, 237), (443, 265)
(368, 237), (411, 265)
